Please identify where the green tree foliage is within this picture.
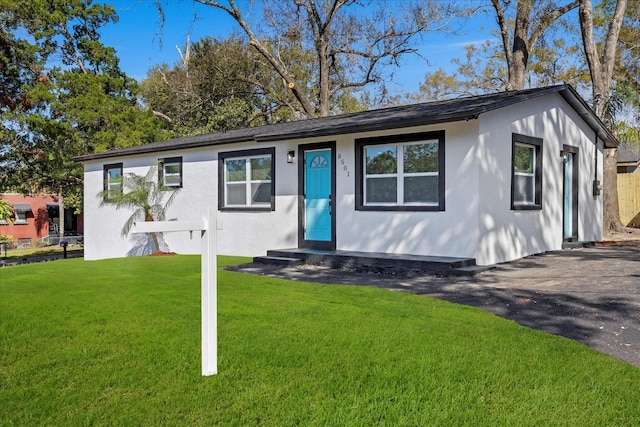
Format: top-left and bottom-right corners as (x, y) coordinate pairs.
(141, 36), (256, 136)
(97, 165), (179, 254)
(0, 198), (12, 223)
(404, 143), (439, 173)
(140, 35), (306, 136)
(0, 0), (166, 211)
(366, 148), (397, 174)
(140, 33), (366, 137)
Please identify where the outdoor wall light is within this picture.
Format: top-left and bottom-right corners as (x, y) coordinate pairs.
(287, 150), (295, 163)
(561, 152), (568, 164)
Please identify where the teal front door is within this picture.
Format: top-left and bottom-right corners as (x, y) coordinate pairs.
(300, 144), (335, 249)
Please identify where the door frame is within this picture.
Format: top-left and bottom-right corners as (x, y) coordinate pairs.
(562, 144), (579, 242)
(298, 141), (336, 250)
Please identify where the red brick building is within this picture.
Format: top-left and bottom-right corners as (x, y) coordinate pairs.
(0, 194), (84, 248)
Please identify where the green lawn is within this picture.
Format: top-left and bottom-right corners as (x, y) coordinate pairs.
(1, 256), (639, 426)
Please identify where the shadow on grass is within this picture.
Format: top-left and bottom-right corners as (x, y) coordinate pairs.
(227, 247), (640, 368)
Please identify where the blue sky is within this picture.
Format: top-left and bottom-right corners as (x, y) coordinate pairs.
(100, 0), (495, 96)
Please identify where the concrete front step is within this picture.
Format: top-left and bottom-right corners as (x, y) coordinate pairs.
(259, 248), (477, 275)
(253, 255), (304, 267)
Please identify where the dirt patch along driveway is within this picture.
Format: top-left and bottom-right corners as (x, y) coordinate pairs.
(229, 246), (640, 369)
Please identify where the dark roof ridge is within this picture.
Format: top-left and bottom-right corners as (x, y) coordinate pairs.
(75, 84), (616, 162)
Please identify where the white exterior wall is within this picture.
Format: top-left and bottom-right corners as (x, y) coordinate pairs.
(217, 143), (299, 256)
(84, 143), (302, 260)
(83, 93), (603, 264)
(84, 147), (217, 260)
(476, 93), (603, 265)
(335, 121), (480, 260)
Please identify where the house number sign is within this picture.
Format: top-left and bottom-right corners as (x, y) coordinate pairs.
(337, 153), (350, 177)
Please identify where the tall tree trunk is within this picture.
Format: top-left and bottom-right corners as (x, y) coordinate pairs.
(603, 148), (622, 232)
(144, 211), (159, 252)
(317, 37), (330, 117)
(578, 0), (628, 234)
(509, 0), (532, 90)
(150, 232), (160, 253)
(493, 0), (579, 91)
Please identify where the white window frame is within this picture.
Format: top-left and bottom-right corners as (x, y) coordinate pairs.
(511, 133), (543, 210)
(103, 163), (123, 200)
(160, 157), (182, 189)
(219, 148), (275, 211)
(14, 211), (28, 224)
(513, 143), (536, 205)
(363, 140), (439, 207)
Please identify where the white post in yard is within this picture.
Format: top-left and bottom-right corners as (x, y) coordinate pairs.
(132, 209), (217, 376)
(200, 209), (217, 376)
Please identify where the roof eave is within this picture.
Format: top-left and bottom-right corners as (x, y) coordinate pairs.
(558, 86), (618, 149)
(73, 134), (254, 162)
(254, 113), (480, 143)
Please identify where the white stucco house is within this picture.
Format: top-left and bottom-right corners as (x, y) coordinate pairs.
(76, 85), (617, 266)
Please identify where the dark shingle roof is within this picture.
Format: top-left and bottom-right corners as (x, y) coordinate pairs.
(75, 84), (617, 162)
(617, 145), (640, 164)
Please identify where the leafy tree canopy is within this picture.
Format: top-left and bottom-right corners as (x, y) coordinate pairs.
(140, 34), (366, 137)
(0, 198), (12, 223)
(0, 0), (167, 211)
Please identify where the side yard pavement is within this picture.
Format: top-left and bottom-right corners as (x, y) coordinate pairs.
(0, 250), (83, 267)
(230, 246), (640, 368)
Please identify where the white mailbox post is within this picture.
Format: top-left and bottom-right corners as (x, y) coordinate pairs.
(133, 209), (218, 376)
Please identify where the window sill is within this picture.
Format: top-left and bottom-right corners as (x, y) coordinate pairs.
(511, 204), (542, 211)
(356, 205), (444, 212)
(219, 207), (274, 213)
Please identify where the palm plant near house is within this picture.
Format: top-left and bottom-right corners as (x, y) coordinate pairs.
(98, 166), (178, 253)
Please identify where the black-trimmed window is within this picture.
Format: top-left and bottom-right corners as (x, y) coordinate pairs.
(159, 157), (183, 189)
(218, 148), (275, 211)
(103, 163), (123, 201)
(355, 131), (445, 211)
(511, 133), (543, 210)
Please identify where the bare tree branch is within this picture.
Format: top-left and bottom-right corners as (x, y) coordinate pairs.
(529, 0), (579, 47)
(491, 0), (513, 74)
(194, 0), (461, 117)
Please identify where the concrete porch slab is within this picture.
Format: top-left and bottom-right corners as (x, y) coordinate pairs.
(254, 248), (481, 276)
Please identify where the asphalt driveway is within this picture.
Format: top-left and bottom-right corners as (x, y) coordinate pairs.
(230, 246), (640, 368)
